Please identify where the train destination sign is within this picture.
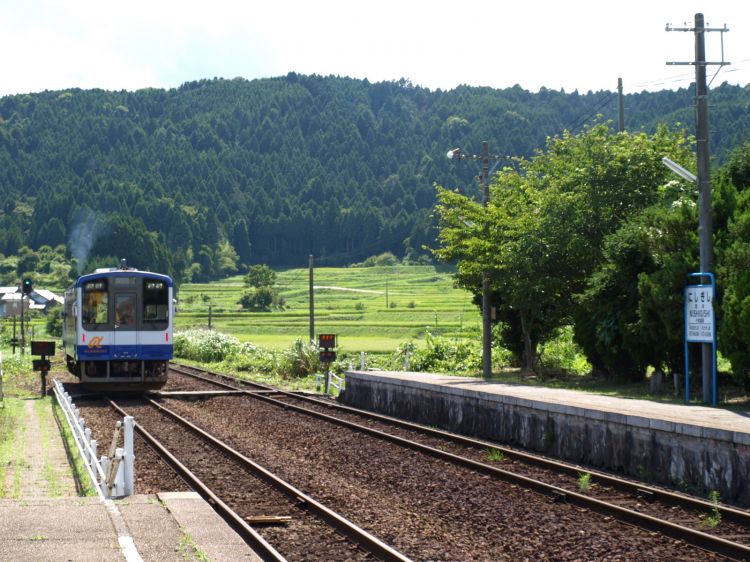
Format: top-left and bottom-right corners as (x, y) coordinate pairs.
(685, 285), (714, 343)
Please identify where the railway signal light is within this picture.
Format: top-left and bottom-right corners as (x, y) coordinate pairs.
(319, 350), (337, 363)
(318, 334), (336, 349)
(32, 359), (51, 372)
(22, 278), (33, 294)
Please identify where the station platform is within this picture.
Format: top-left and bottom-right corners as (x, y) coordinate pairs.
(0, 390), (260, 562)
(341, 370), (750, 507)
(0, 492), (260, 562)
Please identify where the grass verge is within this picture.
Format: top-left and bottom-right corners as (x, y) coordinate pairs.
(52, 397), (97, 497)
(35, 397), (64, 497)
(0, 396), (21, 497)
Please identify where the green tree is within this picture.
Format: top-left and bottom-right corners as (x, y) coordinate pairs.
(717, 143), (750, 388)
(216, 240), (239, 276)
(238, 286), (276, 311)
(434, 123), (693, 371)
(575, 200), (697, 379)
(244, 264), (276, 288)
(45, 307), (63, 337)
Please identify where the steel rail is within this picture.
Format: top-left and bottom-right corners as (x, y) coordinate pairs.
(168, 364), (750, 561)
(107, 399), (287, 562)
(133, 396), (412, 562)
(170, 363), (750, 525)
(289, 393), (750, 524)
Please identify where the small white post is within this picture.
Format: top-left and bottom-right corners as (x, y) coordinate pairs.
(114, 448), (125, 496)
(404, 344), (411, 371)
(100, 456), (110, 496)
(360, 352), (366, 370)
(109, 421), (122, 459)
(123, 416), (135, 496)
(91, 439), (97, 473)
(84, 428), (92, 464)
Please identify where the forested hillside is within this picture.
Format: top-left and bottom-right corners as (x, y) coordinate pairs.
(0, 74), (748, 282)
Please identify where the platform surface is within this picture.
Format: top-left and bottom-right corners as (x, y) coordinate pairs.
(347, 370), (750, 444)
(0, 493), (261, 562)
(0, 391), (261, 562)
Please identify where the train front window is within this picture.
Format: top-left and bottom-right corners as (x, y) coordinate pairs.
(82, 280), (109, 327)
(143, 279), (168, 326)
(115, 293), (136, 326)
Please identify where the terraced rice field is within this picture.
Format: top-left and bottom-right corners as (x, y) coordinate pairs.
(174, 265), (479, 353)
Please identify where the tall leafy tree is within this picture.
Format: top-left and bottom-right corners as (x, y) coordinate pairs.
(434, 123), (693, 371)
(717, 143), (750, 388)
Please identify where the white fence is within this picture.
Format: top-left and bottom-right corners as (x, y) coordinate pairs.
(354, 346), (412, 372)
(316, 371), (345, 395)
(52, 378), (134, 498)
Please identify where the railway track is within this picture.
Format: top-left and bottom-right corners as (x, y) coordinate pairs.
(164, 363), (750, 561)
(108, 395), (410, 562)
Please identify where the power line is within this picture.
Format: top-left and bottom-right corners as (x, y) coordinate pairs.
(562, 91), (618, 133)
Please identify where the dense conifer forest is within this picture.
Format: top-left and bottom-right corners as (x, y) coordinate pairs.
(0, 74), (749, 282)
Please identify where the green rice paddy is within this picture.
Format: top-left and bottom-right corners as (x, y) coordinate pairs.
(175, 265), (480, 354)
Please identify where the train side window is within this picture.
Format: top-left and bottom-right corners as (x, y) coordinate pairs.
(82, 280), (109, 327)
(143, 279), (168, 327)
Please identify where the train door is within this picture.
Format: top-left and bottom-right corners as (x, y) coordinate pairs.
(113, 292), (138, 359)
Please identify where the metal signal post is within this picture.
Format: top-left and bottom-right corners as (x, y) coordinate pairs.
(318, 334), (337, 394)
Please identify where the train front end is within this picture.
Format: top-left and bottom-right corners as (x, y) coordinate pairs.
(63, 266), (174, 391)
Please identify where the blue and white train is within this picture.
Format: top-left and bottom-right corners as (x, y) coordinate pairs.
(63, 261), (174, 390)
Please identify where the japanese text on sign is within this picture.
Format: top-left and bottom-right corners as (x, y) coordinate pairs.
(685, 286), (714, 343)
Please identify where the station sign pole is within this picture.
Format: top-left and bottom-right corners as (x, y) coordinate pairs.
(684, 272), (717, 406)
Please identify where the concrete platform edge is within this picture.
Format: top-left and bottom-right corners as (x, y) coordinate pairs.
(346, 371), (750, 446)
(342, 370), (750, 506)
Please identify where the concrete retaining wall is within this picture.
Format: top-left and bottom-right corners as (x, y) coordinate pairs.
(341, 371), (750, 507)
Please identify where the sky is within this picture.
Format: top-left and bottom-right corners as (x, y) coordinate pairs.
(0, 0), (748, 97)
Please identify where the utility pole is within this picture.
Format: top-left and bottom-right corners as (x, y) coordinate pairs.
(20, 294), (25, 355)
(446, 142), (508, 379)
(480, 141), (492, 378)
(694, 15), (713, 404)
(617, 78), (625, 132)
(309, 254), (315, 344)
(667, 14), (729, 402)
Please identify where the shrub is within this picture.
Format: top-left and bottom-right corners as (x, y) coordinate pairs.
(277, 338), (321, 378)
(238, 286), (277, 311)
(539, 326), (591, 375)
(244, 264), (276, 288)
(173, 329), (240, 362)
(45, 308), (63, 337)
(409, 331), (481, 373)
(357, 252), (400, 267)
(175, 331), (324, 380)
